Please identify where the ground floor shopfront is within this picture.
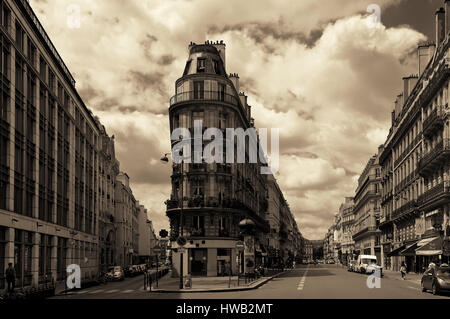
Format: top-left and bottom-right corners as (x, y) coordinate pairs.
(171, 239), (239, 278)
(384, 235), (450, 272)
(0, 213), (99, 291)
(170, 238), (271, 277)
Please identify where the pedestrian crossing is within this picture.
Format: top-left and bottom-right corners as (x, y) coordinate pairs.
(68, 287), (140, 295)
(297, 265), (309, 291)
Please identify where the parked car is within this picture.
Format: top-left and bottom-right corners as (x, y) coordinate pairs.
(108, 266), (125, 281)
(355, 255), (382, 275)
(421, 266), (450, 295)
(124, 266), (134, 277)
(348, 260), (357, 272)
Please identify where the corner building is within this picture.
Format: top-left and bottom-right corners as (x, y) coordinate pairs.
(167, 41), (270, 277)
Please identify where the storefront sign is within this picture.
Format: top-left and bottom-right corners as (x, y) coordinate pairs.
(415, 217), (425, 236)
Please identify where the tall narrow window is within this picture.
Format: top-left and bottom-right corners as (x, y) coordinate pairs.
(15, 22), (23, 52)
(219, 83), (226, 102)
(193, 81), (204, 99)
(197, 58), (206, 73)
(212, 60), (219, 74)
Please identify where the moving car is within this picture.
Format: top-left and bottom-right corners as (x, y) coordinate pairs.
(108, 266), (125, 281)
(421, 266), (450, 295)
(355, 255), (382, 275)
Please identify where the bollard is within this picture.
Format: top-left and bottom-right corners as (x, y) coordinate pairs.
(143, 273), (147, 291)
(149, 274), (152, 292)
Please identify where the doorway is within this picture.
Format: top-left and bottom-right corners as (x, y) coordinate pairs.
(190, 248), (207, 276)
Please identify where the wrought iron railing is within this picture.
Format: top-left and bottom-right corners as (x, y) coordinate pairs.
(418, 181), (448, 205)
(170, 90), (239, 106)
(418, 138), (450, 171)
(423, 105), (447, 134)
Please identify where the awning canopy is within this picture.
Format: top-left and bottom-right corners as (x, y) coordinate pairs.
(400, 241), (418, 256)
(387, 244), (406, 257)
(416, 237), (443, 256)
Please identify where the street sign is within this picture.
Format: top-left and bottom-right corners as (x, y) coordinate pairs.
(177, 236), (187, 246)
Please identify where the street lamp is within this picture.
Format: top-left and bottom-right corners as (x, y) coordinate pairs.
(161, 152), (185, 289)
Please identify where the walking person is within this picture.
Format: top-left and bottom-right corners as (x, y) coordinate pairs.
(400, 262), (407, 280)
(6, 263), (16, 293)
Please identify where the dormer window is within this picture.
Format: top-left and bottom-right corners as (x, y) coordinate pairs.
(212, 60), (219, 74)
(197, 58), (206, 72)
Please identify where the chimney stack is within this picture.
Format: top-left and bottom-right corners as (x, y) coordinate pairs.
(418, 43), (436, 76)
(211, 40), (226, 69)
(402, 75), (418, 103)
(436, 7), (445, 46)
(229, 73), (240, 92)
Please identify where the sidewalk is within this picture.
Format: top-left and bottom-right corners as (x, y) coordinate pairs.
(149, 269), (287, 293)
(382, 269), (422, 285)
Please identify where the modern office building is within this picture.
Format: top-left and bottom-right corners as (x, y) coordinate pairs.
(0, 0), (101, 290)
(0, 0), (156, 292)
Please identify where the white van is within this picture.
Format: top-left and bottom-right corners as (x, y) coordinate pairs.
(356, 255), (382, 275)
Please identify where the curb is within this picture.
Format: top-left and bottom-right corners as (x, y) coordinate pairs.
(149, 271), (288, 293)
(382, 273), (422, 285)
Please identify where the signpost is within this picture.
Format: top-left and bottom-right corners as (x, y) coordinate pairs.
(153, 246), (161, 288)
(236, 241), (244, 286)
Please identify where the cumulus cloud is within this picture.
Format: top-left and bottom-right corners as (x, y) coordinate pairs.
(30, 0), (426, 239)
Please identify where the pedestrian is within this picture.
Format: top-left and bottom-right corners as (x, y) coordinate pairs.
(6, 262), (16, 293)
(400, 262), (407, 280)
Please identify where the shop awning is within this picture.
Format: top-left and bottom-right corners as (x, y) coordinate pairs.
(416, 237), (443, 256)
(400, 241), (418, 256)
(387, 244), (406, 257)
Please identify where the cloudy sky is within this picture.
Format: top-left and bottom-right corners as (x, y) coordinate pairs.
(30, 0), (442, 240)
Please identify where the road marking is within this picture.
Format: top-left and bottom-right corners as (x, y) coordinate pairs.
(123, 289), (134, 293)
(297, 265), (309, 291)
(105, 289), (119, 294)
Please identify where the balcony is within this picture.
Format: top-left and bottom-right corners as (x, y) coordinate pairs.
(391, 200), (417, 221)
(423, 105), (447, 138)
(352, 226), (380, 241)
(417, 181), (450, 210)
(418, 139), (450, 177)
(170, 90), (239, 107)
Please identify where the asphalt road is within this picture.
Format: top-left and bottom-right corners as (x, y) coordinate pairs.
(51, 264), (449, 299)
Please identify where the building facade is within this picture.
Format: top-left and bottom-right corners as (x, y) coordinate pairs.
(340, 197), (355, 265)
(352, 152), (382, 261)
(97, 122), (119, 272)
(379, 2), (450, 273)
(0, 0), (102, 290)
(166, 41), (304, 277)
